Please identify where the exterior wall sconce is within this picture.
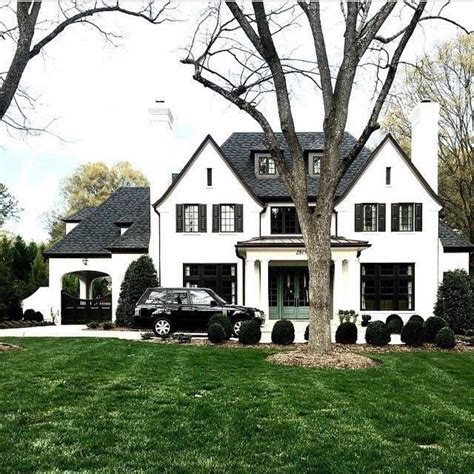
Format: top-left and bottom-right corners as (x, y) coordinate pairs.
(82, 258), (88, 266)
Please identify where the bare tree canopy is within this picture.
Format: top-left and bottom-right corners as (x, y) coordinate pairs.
(0, 0), (174, 134)
(182, 1), (469, 351)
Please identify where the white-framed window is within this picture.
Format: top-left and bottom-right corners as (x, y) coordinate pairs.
(184, 204), (199, 233)
(399, 203), (414, 232)
(309, 153), (322, 175)
(363, 204), (378, 232)
(258, 156), (276, 176)
(220, 204), (235, 232)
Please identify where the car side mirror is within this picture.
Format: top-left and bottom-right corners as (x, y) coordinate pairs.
(210, 300), (218, 307)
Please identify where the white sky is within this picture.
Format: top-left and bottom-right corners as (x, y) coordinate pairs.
(1, 1), (472, 241)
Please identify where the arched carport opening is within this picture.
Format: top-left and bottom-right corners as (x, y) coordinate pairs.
(61, 270), (112, 324)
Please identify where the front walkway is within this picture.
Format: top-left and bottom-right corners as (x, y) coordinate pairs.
(0, 321), (402, 344)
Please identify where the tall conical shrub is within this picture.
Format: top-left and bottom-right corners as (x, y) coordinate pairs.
(116, 256), (159, 326)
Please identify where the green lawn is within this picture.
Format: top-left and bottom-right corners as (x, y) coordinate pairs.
(1, 339), (473, 473)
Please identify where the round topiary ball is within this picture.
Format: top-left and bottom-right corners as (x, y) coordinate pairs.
(271, 320), (295, 345)
(409, 314), (424, 325)
(335, 322), (358, 344)
(361, 314), (372, 327)
(23, 309), (36, 321)
(423, 316), (448, 343)
(239, 320), (262, 345)
(34, 311), (44, 322)
(386, 314), (404, 334)
(435, 327), (456, 349)
(208, 314), (233, 339)
(208, 323), (226, 344)
(365, 321), (391, 346)
(401, 320), (424, 346)
(304, 325), (309, 341)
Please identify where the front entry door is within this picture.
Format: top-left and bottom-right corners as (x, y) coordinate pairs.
(269, 267), (310, 320)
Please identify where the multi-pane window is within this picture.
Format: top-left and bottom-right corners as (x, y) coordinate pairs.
(184, 205), (199, 232)
(183, 264), (237, 304)
(258, 156), (276, 175)
(313, 157), (321, 175)
(361, 263), (414, 311)
(271, 207), (301, 234)
(363, 204), (378, 232)
(399, 204), (414, 231)
(220, 205), (235, 232)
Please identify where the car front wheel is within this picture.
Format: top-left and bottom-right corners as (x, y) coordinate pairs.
(233, 319), (245, 337)
(153, 317), (172, 337)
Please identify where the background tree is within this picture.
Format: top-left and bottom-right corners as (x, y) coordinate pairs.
(1, 0), (173, 133)
(0, 183), (21, 227)
(116, 256), (159, 326)
(183, 1), (469, 351)
(382, 33), (473, 273)
(47, 161), (148, 245)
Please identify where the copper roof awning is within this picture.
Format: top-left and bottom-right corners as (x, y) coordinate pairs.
(236, 236), (370, 249)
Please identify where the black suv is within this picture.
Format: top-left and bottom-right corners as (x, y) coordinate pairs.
(134, 287), (264, 337)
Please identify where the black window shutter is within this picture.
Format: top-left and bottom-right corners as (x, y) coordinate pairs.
(235, 204), (243, 232)
(212, 205), (220, 232)
(199, 204), (207, 233)
(391, 204), (399, 231)
(378, 204), (386, 232)
(354, 204), (363, 232)
(415, 203), (423, 231)
(176, 204), (184, 232)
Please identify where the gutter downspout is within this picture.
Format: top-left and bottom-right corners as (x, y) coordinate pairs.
(235, 245), (246, 305)
(152, 205), (162, 285)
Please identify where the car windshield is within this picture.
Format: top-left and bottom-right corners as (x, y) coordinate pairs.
(206, 289), (227, 305)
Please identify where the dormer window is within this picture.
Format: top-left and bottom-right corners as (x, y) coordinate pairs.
(258, 156), (276, 176)
(309, 153), (322, 176)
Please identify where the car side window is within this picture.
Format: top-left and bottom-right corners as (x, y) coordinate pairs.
(189, 289), (215, 305)
(145, 290), (168, 304)
(170, 290), (189, 305)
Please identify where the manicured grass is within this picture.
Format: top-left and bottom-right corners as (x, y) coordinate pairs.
(1, 339), (473, 472)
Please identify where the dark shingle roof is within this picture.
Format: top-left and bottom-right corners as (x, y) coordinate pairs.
(62, 207), (97, 222)
(220, 132), (371, 200)
(45, 187), (150, 257)
(439, 220), (473, 251)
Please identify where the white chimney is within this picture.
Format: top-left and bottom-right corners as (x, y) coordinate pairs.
(410, 100), (440, 193)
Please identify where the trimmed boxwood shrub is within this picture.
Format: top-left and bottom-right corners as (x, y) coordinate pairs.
(409, 315), (424, 325)
(436, 327), (456, 349)
(34, 311), (44, 322)
(208, 314), (232, 339)
(335, 322), (357, 344)
(401, 320), (424, 346)
(434, 269), (473, 334)
(365, 321), (391, 346)
(87, 321), (100, 329)
(304, 325), (309, 341)
(23, 309), (36, 321)
(271, 320), (295, 345)
(102, 321), (114, 330)
(423, 316), (448, 343)
(6, 303), (23, 321)
(361, 314), (372, 327)
(386, 314), (403, 334)
(238, 320), (261, 345)
(208, 323), (226, 344)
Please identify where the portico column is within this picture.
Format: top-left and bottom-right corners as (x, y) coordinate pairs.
(346, 256), (360, 313)
(245, 259), (258, 307)
(332, 257), (344, 319)
(79, 277), (88, 299)
(259, 259), (269, 321)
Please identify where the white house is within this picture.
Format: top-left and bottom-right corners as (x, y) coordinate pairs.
(25, 101), (472, 325)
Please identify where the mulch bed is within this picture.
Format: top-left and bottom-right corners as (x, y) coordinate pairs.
(0, 321), (54, 330)
(0, 342), (23, 352)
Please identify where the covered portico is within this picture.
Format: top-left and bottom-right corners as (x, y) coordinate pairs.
(236, 236), (370, 322)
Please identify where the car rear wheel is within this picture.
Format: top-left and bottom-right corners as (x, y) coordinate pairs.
(233, 319), (245, 337)
(153, 317), (172, 337)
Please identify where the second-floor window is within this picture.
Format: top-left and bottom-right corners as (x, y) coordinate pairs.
(258, 156), (276, 176)
(355, 204), (386, 232)
(309, 153), (322, 176)
(176, 204), (207, 233)
(391, 203), (423, 232)
(271, 207), (301, 234)
(212, 204), (244, 232)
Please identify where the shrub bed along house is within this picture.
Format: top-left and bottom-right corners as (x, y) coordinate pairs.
(34, 311), (44, 322)
(401, 320), (424, 346)
(436, 327), (456, 349)
(23, 309), (36, 321)
(434, 269), (473, 334)
(335, 322), (357, 344)
(238, 320), (261, 345)
(271, 320), (295, 345)
(208, 323), (226, 344)
(365, 321), (391, 346)
(386, 314), (403, 334)
(361, 314), (371, 327)
(423, 316), (448, 343)
(208, 314), (232, 339)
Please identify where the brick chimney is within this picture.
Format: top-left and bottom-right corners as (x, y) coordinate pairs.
(410, 100), (440, 193)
